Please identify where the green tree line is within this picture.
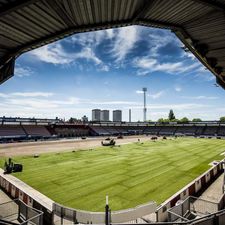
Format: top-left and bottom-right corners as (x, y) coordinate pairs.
(157, 109), (202, 123)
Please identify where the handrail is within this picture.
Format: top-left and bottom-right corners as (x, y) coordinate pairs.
(0, 199), (43, 225)
(0, 218), (18, 225)
(167, 210), (189, 222)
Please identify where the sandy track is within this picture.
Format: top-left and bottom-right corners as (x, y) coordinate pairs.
(0, 136), (151, 157)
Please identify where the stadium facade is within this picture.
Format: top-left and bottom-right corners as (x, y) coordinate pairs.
(1, 117), (225, 142)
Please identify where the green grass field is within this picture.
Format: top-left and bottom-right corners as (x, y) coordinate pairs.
(2, 138), (225, 211)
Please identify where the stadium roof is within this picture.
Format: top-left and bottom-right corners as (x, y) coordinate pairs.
(0, 0), (225, 88)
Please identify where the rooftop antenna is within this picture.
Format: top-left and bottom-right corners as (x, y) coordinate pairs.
(143, 87), (147, 122)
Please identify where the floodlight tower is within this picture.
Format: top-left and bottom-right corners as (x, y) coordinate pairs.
(143, 87), (147, 122)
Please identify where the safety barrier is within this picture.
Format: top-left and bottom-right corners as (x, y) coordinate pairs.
(53, 201), (157, 224)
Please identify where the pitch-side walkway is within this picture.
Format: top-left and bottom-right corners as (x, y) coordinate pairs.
(199, 173), (224, 202)
(0, 188), (18, 222)
(0, 188), (12, 203)
(192, 173), (224, 216)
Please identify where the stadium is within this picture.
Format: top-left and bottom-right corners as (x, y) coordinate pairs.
(0, 1), (225, 225)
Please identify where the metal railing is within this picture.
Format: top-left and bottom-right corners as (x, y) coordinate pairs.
(53, 201), (157, 225)
(0, 199), (43, 225)
(166, 196), (222, 225)
(167, 196), (219, 222)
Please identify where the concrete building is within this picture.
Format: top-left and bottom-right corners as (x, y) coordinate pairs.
(113, 110), (122, 122)
(92, 109), (101, 121)
(100, 110), (109, 122)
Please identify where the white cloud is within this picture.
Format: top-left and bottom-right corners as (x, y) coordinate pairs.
(0, 90), (221, 122)
(12, 92), (54, 97)
(74, 47), (102, 65)
(181, 95), (219, 100)
(154, 61), (185, 73)
(110, 26), (139, 62)
(70, 26), (178, 65)
(0, 93), (8, 98)
(134, 58), (158, 70)
(195, 71), (215, 82)
(7, 97), (80, 109)
(30, 43), (72, 65)
(136, 90), (144, 94)
(0, 92), (71, 112)
(133, 57), (200, 75)
(54, 97), (81, 105)
(70, 29), (115, 47)
(183, 51), (196, 60)
(8, 98), (58, 109)
(123, 102), (216, 121)
(91, 100), (139, 105)
(0, 91), (139, 120)
(175, 86), (182, 92)
(136, 70), (150, 76)
(0, 92), (54, 98)
(126, 103), (209, 111)
(29, 42), (108, 71)
(146, 30), (180, 57)
(2, 101), (97, 120)
(100, 65), (110, 72)
(15, 65), (34, 77)
(136, 90), (164, 99)
(148, 91), (165, 99)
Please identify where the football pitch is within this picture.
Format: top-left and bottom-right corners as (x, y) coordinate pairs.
(4, 138), (225, 211)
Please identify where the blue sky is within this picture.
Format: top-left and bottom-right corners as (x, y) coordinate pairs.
(0, 25), (224, 121)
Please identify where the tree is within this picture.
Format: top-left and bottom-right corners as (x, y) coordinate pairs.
(180, 117), (189, 123)
(163, 119), (170, 123)
(220, 116), (225, 122)
(68, 117), (80, 123)
(158, 118), (164, 123)
(168, 109), (175, 121)
(192, 118), (202, 122)
(171, 118), (179, 123)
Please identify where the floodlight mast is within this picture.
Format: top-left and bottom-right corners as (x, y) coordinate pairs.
(143, 87), (147, 122)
